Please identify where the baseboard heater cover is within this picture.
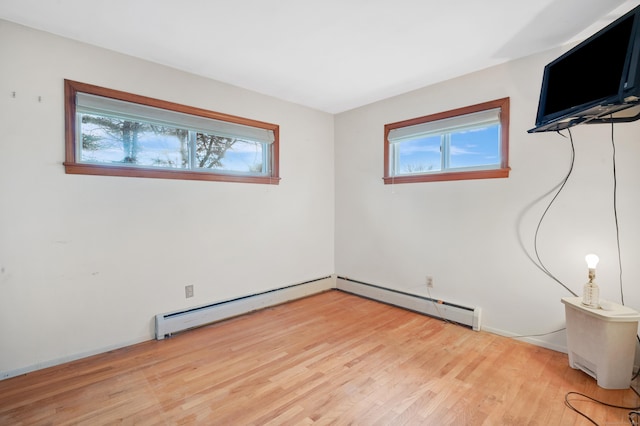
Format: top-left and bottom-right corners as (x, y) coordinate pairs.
(336, 276), (481, 331)
(155, 276), (334, 340)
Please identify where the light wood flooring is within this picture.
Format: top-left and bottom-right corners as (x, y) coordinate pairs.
(1, 290), (639, 425)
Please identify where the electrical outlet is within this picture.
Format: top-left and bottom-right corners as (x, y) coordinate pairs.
(185, 285), (194, 298)
(426, 276), (433, 288)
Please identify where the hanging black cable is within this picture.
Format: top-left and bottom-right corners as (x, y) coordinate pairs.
(609, 119), (640, 382)
(532, 129), (577, 296)
(610, 121), (625, 305)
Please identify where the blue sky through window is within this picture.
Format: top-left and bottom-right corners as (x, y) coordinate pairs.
(81, 116), (264, 173)
(396, 125), (499, 174)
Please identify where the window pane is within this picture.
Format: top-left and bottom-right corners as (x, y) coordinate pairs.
(384, 97), (509, 184)
(396, 135), (442, 175)
(449, 125), (500, 169)
(66, 80), (280, 184)
(195, 135), (265, 174)
(80, 114), (188, 168)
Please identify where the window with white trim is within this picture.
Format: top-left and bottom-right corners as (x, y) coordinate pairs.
(64, 80), (280, 184)
(384, 98), (510, 184)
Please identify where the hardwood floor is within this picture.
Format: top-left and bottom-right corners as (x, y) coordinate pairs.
(1, 290), (639, 425)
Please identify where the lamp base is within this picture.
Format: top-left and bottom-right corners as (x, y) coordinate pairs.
(582, 280), (599, 309)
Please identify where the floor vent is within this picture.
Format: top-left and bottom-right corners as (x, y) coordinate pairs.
(155, 276), (334, 339)
(336, 276), (481, 330)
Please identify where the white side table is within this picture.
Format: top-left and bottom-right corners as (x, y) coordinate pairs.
(562, 297), (640, 389)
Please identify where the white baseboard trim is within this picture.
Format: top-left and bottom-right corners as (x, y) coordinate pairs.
(155, 275), (336, 339)
(481, 325), (568, 353)
(336, 276), (481, 331)
(1, 337), (148, 381)
(1, 275), (336, 381)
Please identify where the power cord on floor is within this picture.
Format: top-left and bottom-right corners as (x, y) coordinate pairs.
(564, 385), (640, 425)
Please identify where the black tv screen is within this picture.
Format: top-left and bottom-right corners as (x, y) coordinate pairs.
(529, 6), (640, 133)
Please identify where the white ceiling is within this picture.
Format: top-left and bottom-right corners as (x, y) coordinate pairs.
(1, 0), (639, 113)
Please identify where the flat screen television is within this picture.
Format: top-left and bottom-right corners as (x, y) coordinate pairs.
(529, 5), (640, 133)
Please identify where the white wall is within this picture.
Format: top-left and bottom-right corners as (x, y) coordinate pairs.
(334, 46), (640, 351)
(0, 20), (335, 377)
(4, 16), (640, 379)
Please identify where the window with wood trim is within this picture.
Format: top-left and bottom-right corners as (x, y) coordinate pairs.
(384, 98), (510, 184)
(64, 80), (280, 184)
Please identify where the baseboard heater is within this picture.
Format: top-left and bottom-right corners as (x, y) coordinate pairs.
(155, 276), (334, 340)
(336, 276), (481, 331)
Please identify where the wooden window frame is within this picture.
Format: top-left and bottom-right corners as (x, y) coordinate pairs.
(383, 97), (510, 184)
(64, 79), (280, 184)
